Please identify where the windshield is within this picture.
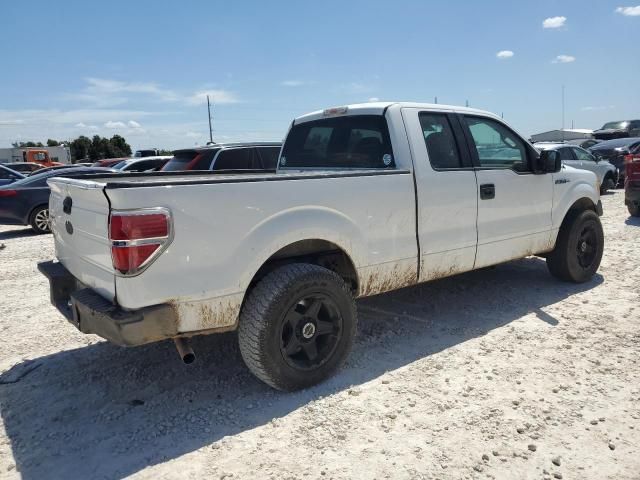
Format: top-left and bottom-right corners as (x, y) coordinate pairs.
(112, 161), (127, 170)
(591, 138), (640, 150)
(601, 121), (629, 130)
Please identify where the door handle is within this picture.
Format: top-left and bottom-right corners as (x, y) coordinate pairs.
(480, 183), (495, 200)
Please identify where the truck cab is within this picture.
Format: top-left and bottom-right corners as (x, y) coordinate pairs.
(22, 149), (62, 168)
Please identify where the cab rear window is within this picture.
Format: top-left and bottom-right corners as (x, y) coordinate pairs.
(281, 115), (394, 169)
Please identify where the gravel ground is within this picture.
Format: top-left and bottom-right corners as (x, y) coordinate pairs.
(0, 191), (638, 480)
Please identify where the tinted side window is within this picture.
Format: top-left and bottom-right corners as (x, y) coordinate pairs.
(464, 117), (528, 172)
(215, 148), (256, 170)
(572, 147), (593, 161)
(0, 168), (14, 179)
(257, 147), (280, 169)
(281, 115), (394, 169)
(558, 148), (575, 161)
(194, 151), (216, 170)
(419, 113), (462, 169)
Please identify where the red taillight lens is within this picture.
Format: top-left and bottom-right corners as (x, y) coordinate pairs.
(111, 244), (161, 274)
(110, 213), (169, 240)
(109, 210), (171, 275)
(0, 190), (18, 197)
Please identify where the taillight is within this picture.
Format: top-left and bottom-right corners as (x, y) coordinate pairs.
(109, 208), (172, 275)
(0, 190), (18, 197)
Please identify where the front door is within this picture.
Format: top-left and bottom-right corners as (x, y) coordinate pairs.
(402, 108), (479, 281)
(460, 115), (554, 268)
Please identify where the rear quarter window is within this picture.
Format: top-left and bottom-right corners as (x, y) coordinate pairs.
(281, 115), (394, 169)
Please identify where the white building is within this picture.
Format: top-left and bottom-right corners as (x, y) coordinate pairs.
(530, 129), (593, 143)
(0, 146), (71, 164)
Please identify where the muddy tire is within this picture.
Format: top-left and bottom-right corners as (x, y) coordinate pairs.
(238, 263), (357, 391)
(546, 210), (604, 283)
(29, 205), (51, 234)
(629, 204), (640, 217)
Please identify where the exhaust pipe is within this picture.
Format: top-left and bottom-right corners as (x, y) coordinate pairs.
(174, 337), (196, 364)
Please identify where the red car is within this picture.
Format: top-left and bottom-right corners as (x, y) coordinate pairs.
(625, 152), (640, 217)
(92, 157), (130, 168)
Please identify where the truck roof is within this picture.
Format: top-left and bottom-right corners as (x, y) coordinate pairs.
(294, 102), (501, 124)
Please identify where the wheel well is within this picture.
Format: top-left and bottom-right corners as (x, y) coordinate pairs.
(248, 240), (359, 293)
(27, 203), (48, 223)
(561, 198), (596, 229)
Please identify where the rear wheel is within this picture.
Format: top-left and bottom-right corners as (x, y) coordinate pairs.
(629, 204), (640, 217)
(238, 263), (357, 391)
(600, 175), (615, 194)
(546, 210), (604, 283)
(29, 205), (51, 234)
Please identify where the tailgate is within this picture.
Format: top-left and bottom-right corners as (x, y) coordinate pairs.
(48, 177), (115, 301)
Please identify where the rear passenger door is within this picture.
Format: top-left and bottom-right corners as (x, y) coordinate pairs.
(402, 109), (479, 281)
(461, 115), (553, 268)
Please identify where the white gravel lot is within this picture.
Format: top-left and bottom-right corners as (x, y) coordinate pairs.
(0, 191), (638, 480)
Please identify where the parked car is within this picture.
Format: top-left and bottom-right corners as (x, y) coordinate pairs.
(593, 120), (640, 140)
(536, 143), (617, 193)
(28, 164), (84, 176)
(0, 167), (115, 234)
(134, 149), (161, 158)
(92, 157), (130, 168)
(625, 151), (640, 217)
(589, 137), (640, 185)
(112, 156), (172, 172)
(39, 102), (603, 391)
(161, 142), (281, 172)
(0, 165), (25, 186)
(4, 162), (43, 174)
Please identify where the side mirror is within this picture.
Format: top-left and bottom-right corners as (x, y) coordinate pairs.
(539, 150), (562, 173)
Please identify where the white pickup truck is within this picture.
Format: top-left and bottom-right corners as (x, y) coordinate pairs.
(39, 102), (604, 391)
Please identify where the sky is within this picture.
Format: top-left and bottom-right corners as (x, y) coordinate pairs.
(1, 0), (639, 150)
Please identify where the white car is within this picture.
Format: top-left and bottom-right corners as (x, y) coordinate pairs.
(39, 102), (604, 391)
(535, 143), (618, 193)
(112, 156), (172, 172)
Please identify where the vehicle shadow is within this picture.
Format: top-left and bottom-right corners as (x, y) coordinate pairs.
(0, 228), (38, 240)
(624, 216), (640, 226)
(0, 257), (603, 479)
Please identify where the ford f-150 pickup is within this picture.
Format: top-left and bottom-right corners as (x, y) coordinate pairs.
(39, 102), (604, 391)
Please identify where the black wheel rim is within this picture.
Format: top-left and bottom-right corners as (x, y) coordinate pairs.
(279, 294), (343, 371)
(576, 224), (598, 269)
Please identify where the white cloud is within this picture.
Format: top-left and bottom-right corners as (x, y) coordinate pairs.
(185, 131), (201, 138)
(616, 5), (640, 15)
(543, 16), (567, 28)
(281, 80), (304, 87)
(75, 122), (87, 128)
(368, 97), (380, 102)
(65, 78), (237, 108)
(496, 50), (514, 59)
(127, 120), (142, 128)
(581, 105), (615, 111)
(104, 121), (126, 128)
(185, 90), (239, 106)
(553, 54), (576, 63)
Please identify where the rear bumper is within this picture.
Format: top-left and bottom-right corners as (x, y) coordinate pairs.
(37, 260), (179, 346)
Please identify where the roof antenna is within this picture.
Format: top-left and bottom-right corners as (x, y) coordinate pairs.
(434, 96), (438, 104)
(465, 99), (469, 107)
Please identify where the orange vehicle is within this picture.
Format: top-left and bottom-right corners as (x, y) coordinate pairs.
(22, 149), (63, 168)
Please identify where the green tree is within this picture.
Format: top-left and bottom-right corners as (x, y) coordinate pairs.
(46, 139), (60, 147)
(11, 141), (44, 147)
(108, 134), (132, 157)
(70, 136), (92, 162)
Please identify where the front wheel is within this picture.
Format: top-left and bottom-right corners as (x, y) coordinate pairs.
(546, 210), (604, 283)
(238, 263), (357, 391)
(29, 205), (51, 234)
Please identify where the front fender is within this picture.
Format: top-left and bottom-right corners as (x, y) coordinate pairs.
(552, 174), (600, 230)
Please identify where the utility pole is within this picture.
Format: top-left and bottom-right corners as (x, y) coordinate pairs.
(434, 96), (438, 104)
(561, 85), (565, 142)
(207, 95), (213, 144)
(465, 99), (469, 107)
